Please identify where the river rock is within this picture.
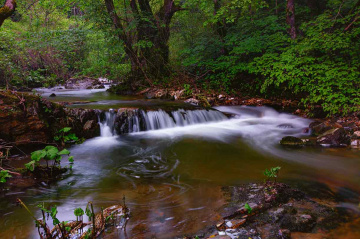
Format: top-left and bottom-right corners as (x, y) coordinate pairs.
(280, 214), (316, 232)
(309, 121), (333, 135)
(352, 131), (360, 139)
(351, 139), (360, 148)
(316, 128), (350, 146)
(184, 97), (200, 106)
(280, 136), (304, 147)
(200, 182), (347, 239)
(278, 229), (291, 239)
(65, 77), (103, 89)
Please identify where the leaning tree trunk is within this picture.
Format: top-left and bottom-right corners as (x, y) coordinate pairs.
(286, 0), (296, 39)
(0, 0), (16, 28)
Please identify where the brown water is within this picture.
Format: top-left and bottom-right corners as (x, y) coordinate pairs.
(0, 88), (359, 238)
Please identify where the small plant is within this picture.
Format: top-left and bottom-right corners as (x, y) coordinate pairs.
(244, 203), (252, 214)
(85, 202), (96, 237)
(264, 166), (281, 182)
(54, 127), (79, 146)
(0, 170), (12, 183)
(74, 207), (85, 222)
(25, 146), (73, 172)
(183, 83), (192, 96)
(19, 198), (129, 239)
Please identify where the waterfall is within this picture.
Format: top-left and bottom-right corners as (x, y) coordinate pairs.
(99, 108), (228, 135)
(118, 109), (228, 134)
(99, 109), (116, 137)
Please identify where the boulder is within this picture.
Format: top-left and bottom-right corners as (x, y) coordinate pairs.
(309, 121), (333, 135)
(316, 128), (350, 146)
(280, 136), (304, 147)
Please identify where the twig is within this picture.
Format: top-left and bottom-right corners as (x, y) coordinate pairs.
(0, 167), (21, 176)
(344, 14), (359, 31)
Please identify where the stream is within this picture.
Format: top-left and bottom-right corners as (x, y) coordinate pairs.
(1, 88), (360, 238)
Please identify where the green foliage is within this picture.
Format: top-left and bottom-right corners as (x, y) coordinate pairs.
(264, 166), (281, 182)
(183, 84), (192, 96)
(171, 1), (360, 115)
(54, 127), (79, 146)
(0, 170), (12, 183)
(25, 146), (73, 171)
(244, 203), (252, 214)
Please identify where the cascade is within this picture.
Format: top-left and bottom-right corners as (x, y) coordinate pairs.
(99, 108), (228, 135)
(99, 109), (116, 137)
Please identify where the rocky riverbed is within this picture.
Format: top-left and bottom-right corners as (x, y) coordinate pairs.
(186, 182), (355, 239)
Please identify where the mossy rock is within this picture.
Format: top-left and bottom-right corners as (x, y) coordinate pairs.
(280, 136), (304, 147)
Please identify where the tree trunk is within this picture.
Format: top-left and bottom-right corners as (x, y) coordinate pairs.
(286, 0), (296, 39)
(0, 0), (17, 28)
(104, 0), (183, 84)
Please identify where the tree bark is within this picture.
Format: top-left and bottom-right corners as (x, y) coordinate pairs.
(0, 0), (17, 28)
(286, 0), (296, 39)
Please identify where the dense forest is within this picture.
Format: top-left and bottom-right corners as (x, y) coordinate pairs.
(1, 0), (359, 115)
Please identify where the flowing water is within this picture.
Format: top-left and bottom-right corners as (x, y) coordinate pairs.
(1, 89), (360, 238)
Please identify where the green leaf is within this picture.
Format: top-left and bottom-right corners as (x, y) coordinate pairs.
(25, 161), (36, 171)
(51, 206), (58, 218)
(244, 203), (252, 214)
(58, 149), (70, 155)
(45, 146), (59, 160)
(31, 150), (46, 161)
(62, 127), (72, 133)
(74, 207), (84, 217)
(68, 156), (74, 163)
(53, 218), (60, 226)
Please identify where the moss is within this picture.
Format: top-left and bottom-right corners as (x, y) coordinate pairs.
(280, 136), (304, 147)
(197, 94), (211, 108)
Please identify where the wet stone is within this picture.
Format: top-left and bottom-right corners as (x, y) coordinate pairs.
(278, 229), (291, 239)
(270, 208), (285, 222)
(225, 219), (246, 229)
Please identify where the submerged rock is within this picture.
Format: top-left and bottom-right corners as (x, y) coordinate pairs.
(280, 136), (304, 147)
